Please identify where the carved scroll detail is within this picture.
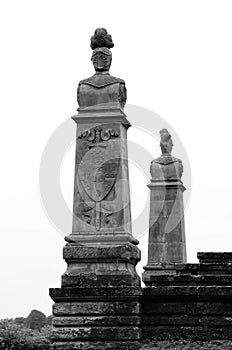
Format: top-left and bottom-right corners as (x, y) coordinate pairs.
(78, 126), (119, 144)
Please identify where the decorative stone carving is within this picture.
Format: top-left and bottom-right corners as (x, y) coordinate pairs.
(77, 28), (127, 108)
(78, 126), (119, 143)
(90, 28), (114, 50)
(151, 129), (183, 181)
(160, 128), (173, 154)
(91, 47), (112, 72)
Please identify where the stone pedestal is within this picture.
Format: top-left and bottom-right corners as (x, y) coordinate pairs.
(143, 129), (187, 284)
(49, 29), (141, 350)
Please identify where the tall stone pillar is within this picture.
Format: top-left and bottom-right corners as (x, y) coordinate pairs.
(143, 129), (186, 284)
(49, 29), (142, 350)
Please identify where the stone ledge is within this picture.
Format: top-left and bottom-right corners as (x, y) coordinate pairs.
(53, 315), (141, 327)
(50, 286), (142, 301)
(198, 252), (232, 263)
(51, 341), (140, 350)
(143, 286), (232, 298)
(143, 301), (232, 315)
(61, 274), (141, 288)
(143, 315), (232, 326)
(181, 263), (232, 274)
(142, 326), (232, 341)
(52, 326), (142, 341)
(63, 243), (140, 263)
(53, 301), (141, 316)
(143, 274), (232, 286)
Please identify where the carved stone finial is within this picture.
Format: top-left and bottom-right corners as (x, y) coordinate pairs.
(160, 129), (173, 155)
(90, 28), (114, 50)
(90, 29), (114, 73)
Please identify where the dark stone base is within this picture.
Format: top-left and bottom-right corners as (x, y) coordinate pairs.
(143, 326), (232, 341)
(50, 251), (232, 345)
(49, 287), (142, 349)
(142, 252), (232, 341)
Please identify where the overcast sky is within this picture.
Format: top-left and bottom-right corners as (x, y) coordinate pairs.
(1, 1), (232, 319)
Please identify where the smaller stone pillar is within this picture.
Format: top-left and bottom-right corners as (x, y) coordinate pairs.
(143, 129), (187, 283)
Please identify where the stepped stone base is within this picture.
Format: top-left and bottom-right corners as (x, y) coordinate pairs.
(49, 242), (142, 349)
(49, 287), (142, 350)
(142, 253), (232, 340)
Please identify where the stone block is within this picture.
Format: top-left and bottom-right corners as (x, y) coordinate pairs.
(187, 302), (232, 315)
(142, 326), (232, 341)
(51, 341), (141, 350)
(63, 243), (140, 263)
(201, 316), (232, 326)
(181, 262), (232, 275)
(53, 315), (141, 327)
(144, 273), (232, 286)
(50, 286), (142, 301)
(53, 301), (141, 316)
(143, 314), (199, 326)
(198, 252), (232, 263)
(144, 285), (232, 298)
(61, 273), (140, 288)
(52, 326), (141, 341)
(142, 301), (187, 314)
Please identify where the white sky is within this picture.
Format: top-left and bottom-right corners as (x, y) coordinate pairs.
(1, 0), (232, 319)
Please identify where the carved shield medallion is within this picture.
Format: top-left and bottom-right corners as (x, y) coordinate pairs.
(78, 146), (119, 202)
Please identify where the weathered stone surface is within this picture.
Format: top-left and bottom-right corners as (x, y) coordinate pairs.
(143, 314), (199, 326)
(52, 326), (141, 341)
(198, 252), (232, 263)
(142, 252), (232, 341)
(78, 80), (126, 108)
(187, 302), (232, 315)
(50, 286), (142, 301)
(180, 262), (232, 274)
(53, 315), (141, 327)
(61, 243), (141, 288)
(143, 301), (187, 314)
(70, 121), (133, 242)
(52, 341), (141, 350)
(143, 273), (232, 286)
(142, 326), (232, 341)
(201, 316), (232, 326)
(61, 274), (140, 288)
(143, 286), (232, 298)
(53, 301), (141, 316)
(63, 243), (140, 262)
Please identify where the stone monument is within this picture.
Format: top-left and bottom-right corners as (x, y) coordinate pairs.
(49, 28), (142, 350)
(143, 129), (187, 283)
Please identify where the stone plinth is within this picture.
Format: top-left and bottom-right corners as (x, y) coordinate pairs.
(143, 129), (186, 284)
(61, 243), (141, 287)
